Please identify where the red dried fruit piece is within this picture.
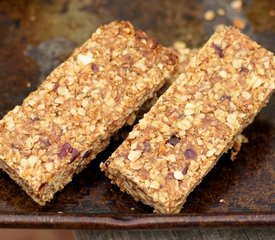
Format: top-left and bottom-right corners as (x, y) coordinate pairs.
(40, 138), (51, 148)
(11, 143), (21, 150)
(83, 150), (91, 158)
(211, 43), (224, 58)
(220, 94), (231, 101)
(143, 141), (151, 152)
(31, 116), (40, 121)
(167, 135), (181, 146)
(184, 148), (197, 160)
(147, 37), (158, 49)
(182, 166), (189, 174)
(70, 148), (80, 163)
(115, 95), (120, 102)
(135, 29), (146, 41)
(168, 52), (178, 65)
(91, 63), (99, 73)
(58, 142), (73, 158)
(103, 160), (110, 169)
(38, 182), (47, 191)
(240, 66), (249, 73)
(53, 82), (60, 91)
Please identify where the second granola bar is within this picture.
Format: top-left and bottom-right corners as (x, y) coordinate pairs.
(101, 26), (274, 213)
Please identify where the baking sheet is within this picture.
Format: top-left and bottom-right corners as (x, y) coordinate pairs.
(0, 0), (274, 229)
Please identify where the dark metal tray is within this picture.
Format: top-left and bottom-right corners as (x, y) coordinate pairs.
(0, 0), (274, 229)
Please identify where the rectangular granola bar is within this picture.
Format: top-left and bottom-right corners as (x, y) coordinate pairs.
(0, 21), (177, 205)
(101, 26), (275, 213)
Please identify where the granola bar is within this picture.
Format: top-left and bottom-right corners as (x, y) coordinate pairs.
(0, 21), (177, 205)
(101, 26), (275, 213)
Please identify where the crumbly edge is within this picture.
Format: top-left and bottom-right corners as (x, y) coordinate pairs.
(101, 26), (274, 213)
(0, 21), (177, 204)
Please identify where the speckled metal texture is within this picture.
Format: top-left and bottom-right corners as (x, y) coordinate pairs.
(0, 0), (274, 229)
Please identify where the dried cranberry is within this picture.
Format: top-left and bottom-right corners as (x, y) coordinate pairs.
(53, 82), (60, 91)
(31, 116), (40, 122)
(91, 63), (99, 73)
(102, 160), (110, 169)
(220, 95), (231, 101)
(184, 148), (197, 160)
(167, 135), (181, 146)
(143, 141), (151, 152)
(115, 95), (120, 102)
(182, 166), (189, 174)
(38, 182), (47, 191)
(11, 143), (20, 150)
(240, 66), (249, 73)
(70, 148), (80, 163)
(148, 37), (158, 49)
(58, 142), (73, 158)
(40, 138), (51, 148)
(83, 150), (91, 158)
(135, 29), (146, 41)
(211, 43), (224, 58)
(168, 52), (178, 65)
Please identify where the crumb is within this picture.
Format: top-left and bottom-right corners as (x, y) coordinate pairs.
(231, 0), (243, 11)
(230, 134), (248, 161)
(232, 18), (246, 29)
(217, 8), (225, 16)
(131, 207), (135, 211)
(26, 82), (31, 88)
(204, 10), (216, 21)
(219, 199), (226, 203)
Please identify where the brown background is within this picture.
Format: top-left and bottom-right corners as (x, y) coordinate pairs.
(0, 0), (274, 230)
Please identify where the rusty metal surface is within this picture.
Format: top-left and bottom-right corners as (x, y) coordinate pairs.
(0, 0), (274, 228)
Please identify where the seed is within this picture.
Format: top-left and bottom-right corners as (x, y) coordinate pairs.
(27, 155), (38, 167)
(77, 54), (94, 65)
(232, 59), (243, 69)
(55, 97), (64, 104)
(45, 162), (53, 172)
(57, 86), (69, 96)
(44, 82), (55, 91)
(242, 91), (251, 100)
(174, 171), (184, 180)
(219, 70), (228, 78)
(184, 103), (195, 115)
(81, 99), (89, 108)
(128, 150), (142, 161)
(150, 181), (160, 189)
(206, 148), (217, 157)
